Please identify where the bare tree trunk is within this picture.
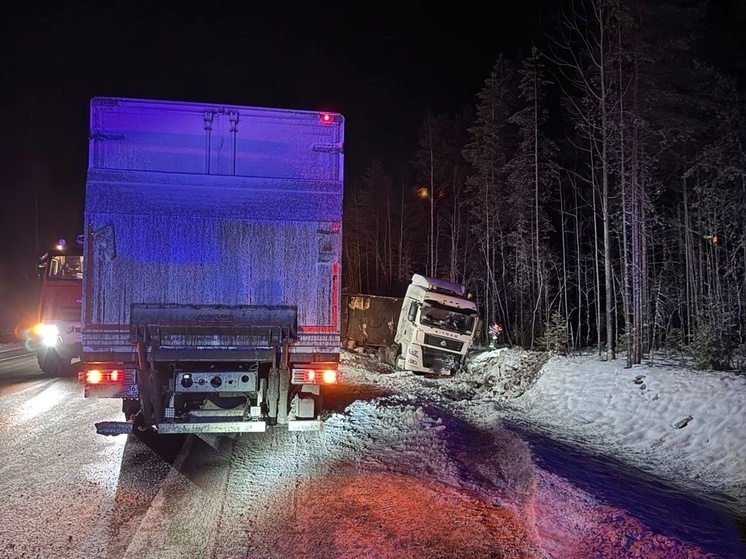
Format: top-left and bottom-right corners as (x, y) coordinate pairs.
(450, 173), (460, 283)
(575, 182), (583, 350)
(531, 55), (542, 347)
(560, 177), (570, 347)
(598, 4), (615, 362)
(617, 28), (633, 367)
(398, 180), (405, 280)
(429, 127), (436, 277)
(682, 170), (694, 340)
(591, 148), (603, 357)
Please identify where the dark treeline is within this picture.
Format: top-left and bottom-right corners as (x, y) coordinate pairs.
(342, 0), (746, 370)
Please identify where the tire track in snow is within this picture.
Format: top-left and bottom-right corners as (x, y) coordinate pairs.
(119, 433), (235, 559)
(207, 428), (318, 559)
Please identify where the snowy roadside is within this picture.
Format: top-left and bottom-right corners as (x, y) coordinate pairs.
(0, 334), (20, 347)
(0, 341), (29, 359)
(484, 349), (745, 509)
(340, 347), (746, 514)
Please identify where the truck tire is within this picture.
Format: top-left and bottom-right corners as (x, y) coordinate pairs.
(122, 399), (141, 421)
(378, 344), (399, 367)
(37, 349), (69, 377)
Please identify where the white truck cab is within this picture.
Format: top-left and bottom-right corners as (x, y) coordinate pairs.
(395, 274), (479, 375)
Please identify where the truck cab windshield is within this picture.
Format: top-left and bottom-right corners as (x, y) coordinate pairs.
(419, 303), (474, 334)
(47, 255), (84, 280)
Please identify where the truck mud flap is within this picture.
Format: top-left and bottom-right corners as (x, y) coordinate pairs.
(96, 421), (134, 436)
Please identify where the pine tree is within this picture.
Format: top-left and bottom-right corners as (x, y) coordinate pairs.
(506, 47), (559, 347)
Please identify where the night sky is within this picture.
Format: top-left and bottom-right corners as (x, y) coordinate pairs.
(1, 1), (558, 318)
(14, 0), (746, 329)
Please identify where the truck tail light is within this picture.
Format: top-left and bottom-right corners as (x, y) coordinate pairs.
(292, 368), (340, 384)
(83, 368), (128, 384)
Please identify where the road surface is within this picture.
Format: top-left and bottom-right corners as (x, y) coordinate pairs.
(0, 345), (741, 559)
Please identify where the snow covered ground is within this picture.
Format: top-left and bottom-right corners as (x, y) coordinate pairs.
(335, 346), (745, 558)
(1, 341), (743, 557)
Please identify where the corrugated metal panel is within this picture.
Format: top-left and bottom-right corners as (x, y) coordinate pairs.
(85, 215), (337, 325)
(83, 98), (343, 355)
(85, 170), (342, 221)
(89, 97), (344, 182)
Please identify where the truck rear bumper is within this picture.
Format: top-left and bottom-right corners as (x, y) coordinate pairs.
(95, 420), (267, 435)
(94, 419), (323, 436)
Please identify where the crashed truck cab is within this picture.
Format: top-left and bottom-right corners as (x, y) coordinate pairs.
(395, 274), (479, 376)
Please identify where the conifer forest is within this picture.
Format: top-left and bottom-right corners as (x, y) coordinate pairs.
(341, 0), (746, 370)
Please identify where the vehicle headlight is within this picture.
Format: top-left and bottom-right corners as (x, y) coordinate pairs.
(33, 324), (60, 347)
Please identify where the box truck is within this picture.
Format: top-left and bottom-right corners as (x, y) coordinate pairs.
(79, 97), (344, 435)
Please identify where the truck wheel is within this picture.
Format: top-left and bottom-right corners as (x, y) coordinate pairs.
(37, 350), (67, 377)
(122, 399), (141, 421)
(131, 411), (158, 442)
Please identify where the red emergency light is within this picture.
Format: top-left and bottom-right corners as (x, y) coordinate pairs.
(319, 113), (334, 124)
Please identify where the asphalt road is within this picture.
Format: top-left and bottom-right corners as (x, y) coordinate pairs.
(0, 349), (188, 558)
(0, 350), (542, 559)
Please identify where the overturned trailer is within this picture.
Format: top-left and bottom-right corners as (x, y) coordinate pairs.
(340, 293), (403, 349)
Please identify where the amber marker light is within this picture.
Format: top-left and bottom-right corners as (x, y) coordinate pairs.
(322, 369), (338, 384)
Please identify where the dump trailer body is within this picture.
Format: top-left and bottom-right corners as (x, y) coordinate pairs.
(341, 293), (403, 349)
(81, 97), (344, 434)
